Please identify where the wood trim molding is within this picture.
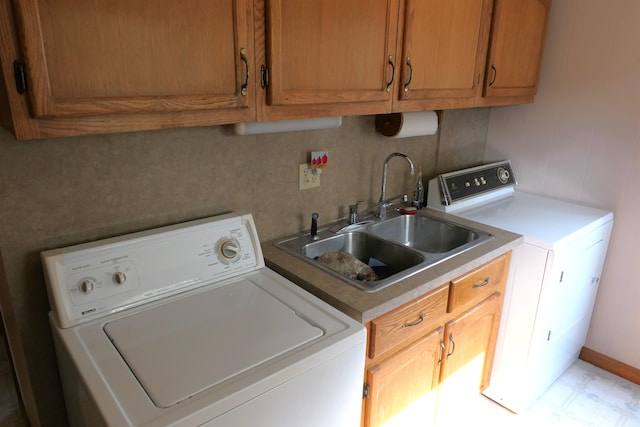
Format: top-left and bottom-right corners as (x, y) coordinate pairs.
(580, 347), (640, 386)
(0, 252), (41, 426)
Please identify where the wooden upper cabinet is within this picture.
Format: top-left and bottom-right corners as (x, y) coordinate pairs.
(396, 0), (493, 109)
(11, 0), (254, 119)
(482, 0), (551, 101)
(264, 0), (398, 113)
(0, 0), (552, 139)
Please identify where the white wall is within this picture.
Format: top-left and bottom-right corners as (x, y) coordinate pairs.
(485, 0), (640, 369)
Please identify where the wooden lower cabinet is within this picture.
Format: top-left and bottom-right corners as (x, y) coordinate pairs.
(365, 327), (443, 427)
(362, 252), (510, 427)
(436, 293), (502, 425)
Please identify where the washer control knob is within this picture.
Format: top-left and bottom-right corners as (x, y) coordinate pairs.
(218, 239), (241, 263)
(112, 271), (127, 285)
(78, 279), (94, 294)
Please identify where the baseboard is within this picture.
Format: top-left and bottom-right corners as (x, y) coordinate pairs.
(580, 347), (640, 386)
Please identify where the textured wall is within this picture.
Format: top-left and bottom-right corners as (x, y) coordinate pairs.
(485, 1), (640, 370)
(0, 109), (489, 426)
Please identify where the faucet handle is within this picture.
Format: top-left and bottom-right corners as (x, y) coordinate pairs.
(310, 212), (319, 240)
(349, 201), (362, 224)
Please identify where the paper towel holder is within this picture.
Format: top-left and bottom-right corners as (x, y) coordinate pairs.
(375, 111), (441, 138)
(233, 116), (342, 135)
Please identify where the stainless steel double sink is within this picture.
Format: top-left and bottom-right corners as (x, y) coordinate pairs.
(274, 213), (494, 292)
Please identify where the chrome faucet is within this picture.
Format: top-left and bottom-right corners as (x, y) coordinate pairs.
(378, 153), (415, 219)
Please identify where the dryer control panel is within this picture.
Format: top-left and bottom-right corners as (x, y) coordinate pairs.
(438, 160), (517, 204)
(42, 213), (264, 328)
(427, 160), (518, 213)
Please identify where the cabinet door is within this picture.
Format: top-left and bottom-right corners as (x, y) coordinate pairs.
(482, 0), (551, 99)
(437, 293), (501, 424)
(265, 0), (398, 110)
(12, 0), (254, 119)
(397, 0), (492, 109)
(364, 327), (443, 427)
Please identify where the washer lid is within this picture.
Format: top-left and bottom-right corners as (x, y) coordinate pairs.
(103, 279), (323, 408)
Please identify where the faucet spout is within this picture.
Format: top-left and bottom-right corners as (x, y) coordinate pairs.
(378, 153), (415, 219)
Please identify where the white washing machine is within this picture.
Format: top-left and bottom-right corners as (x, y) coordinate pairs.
(42, 213), (366, 427)
(427, 161), (614, 413)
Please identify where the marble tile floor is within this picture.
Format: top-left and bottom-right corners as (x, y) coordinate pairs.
(472, 359), (640, 427)
(1, 358), (638, 427)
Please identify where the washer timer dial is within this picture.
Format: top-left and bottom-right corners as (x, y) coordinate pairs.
(78, 279), (95, 294)
(112, 271), (127, 285)
(217, 238), (241, 263)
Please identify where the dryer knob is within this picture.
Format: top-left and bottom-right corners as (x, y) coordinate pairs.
(497, 167), (510, 184)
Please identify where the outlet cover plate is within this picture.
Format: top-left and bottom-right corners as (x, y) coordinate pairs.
(299, 163), (320, 190)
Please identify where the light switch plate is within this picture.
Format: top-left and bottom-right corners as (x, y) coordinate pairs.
(299, 163), (320, 190)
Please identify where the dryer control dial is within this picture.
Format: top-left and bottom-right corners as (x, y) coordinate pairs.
(497, 167), (511, 184)
(217, 238), (241, 263)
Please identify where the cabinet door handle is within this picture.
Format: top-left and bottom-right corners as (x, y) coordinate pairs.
(402, 313), (424, 328)
(240, 48), (249, 97)
(438, 339), (446, 365)
(472, 277), (490, 288)
(446, 332), (456, 359)
(386, 55), (395, 92)
(489, 64), (497, 87)
(13, 60), (26, 94)
(404, 56), (413, 92)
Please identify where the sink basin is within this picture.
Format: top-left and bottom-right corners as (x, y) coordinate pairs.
(276, 231), (425, 291)
(273, 213), (493, 292)
(302, 232), (425, 278)
(369, 215), (488, 253)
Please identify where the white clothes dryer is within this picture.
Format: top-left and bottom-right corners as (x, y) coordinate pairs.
(427, 161), (613, 413)
(42, 213), (366, 427)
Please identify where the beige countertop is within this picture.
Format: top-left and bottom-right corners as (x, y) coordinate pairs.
(263, 209), (524, 324)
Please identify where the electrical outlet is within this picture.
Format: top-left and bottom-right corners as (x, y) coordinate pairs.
(299, 163), (320, 190)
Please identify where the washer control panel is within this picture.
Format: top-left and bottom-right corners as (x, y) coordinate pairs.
(42, 213), (264, 328)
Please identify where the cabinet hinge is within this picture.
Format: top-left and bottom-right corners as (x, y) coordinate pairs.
(363, 383), (370, 399)
(13, 60), (27, 95)
(260, 64), (269, 89)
